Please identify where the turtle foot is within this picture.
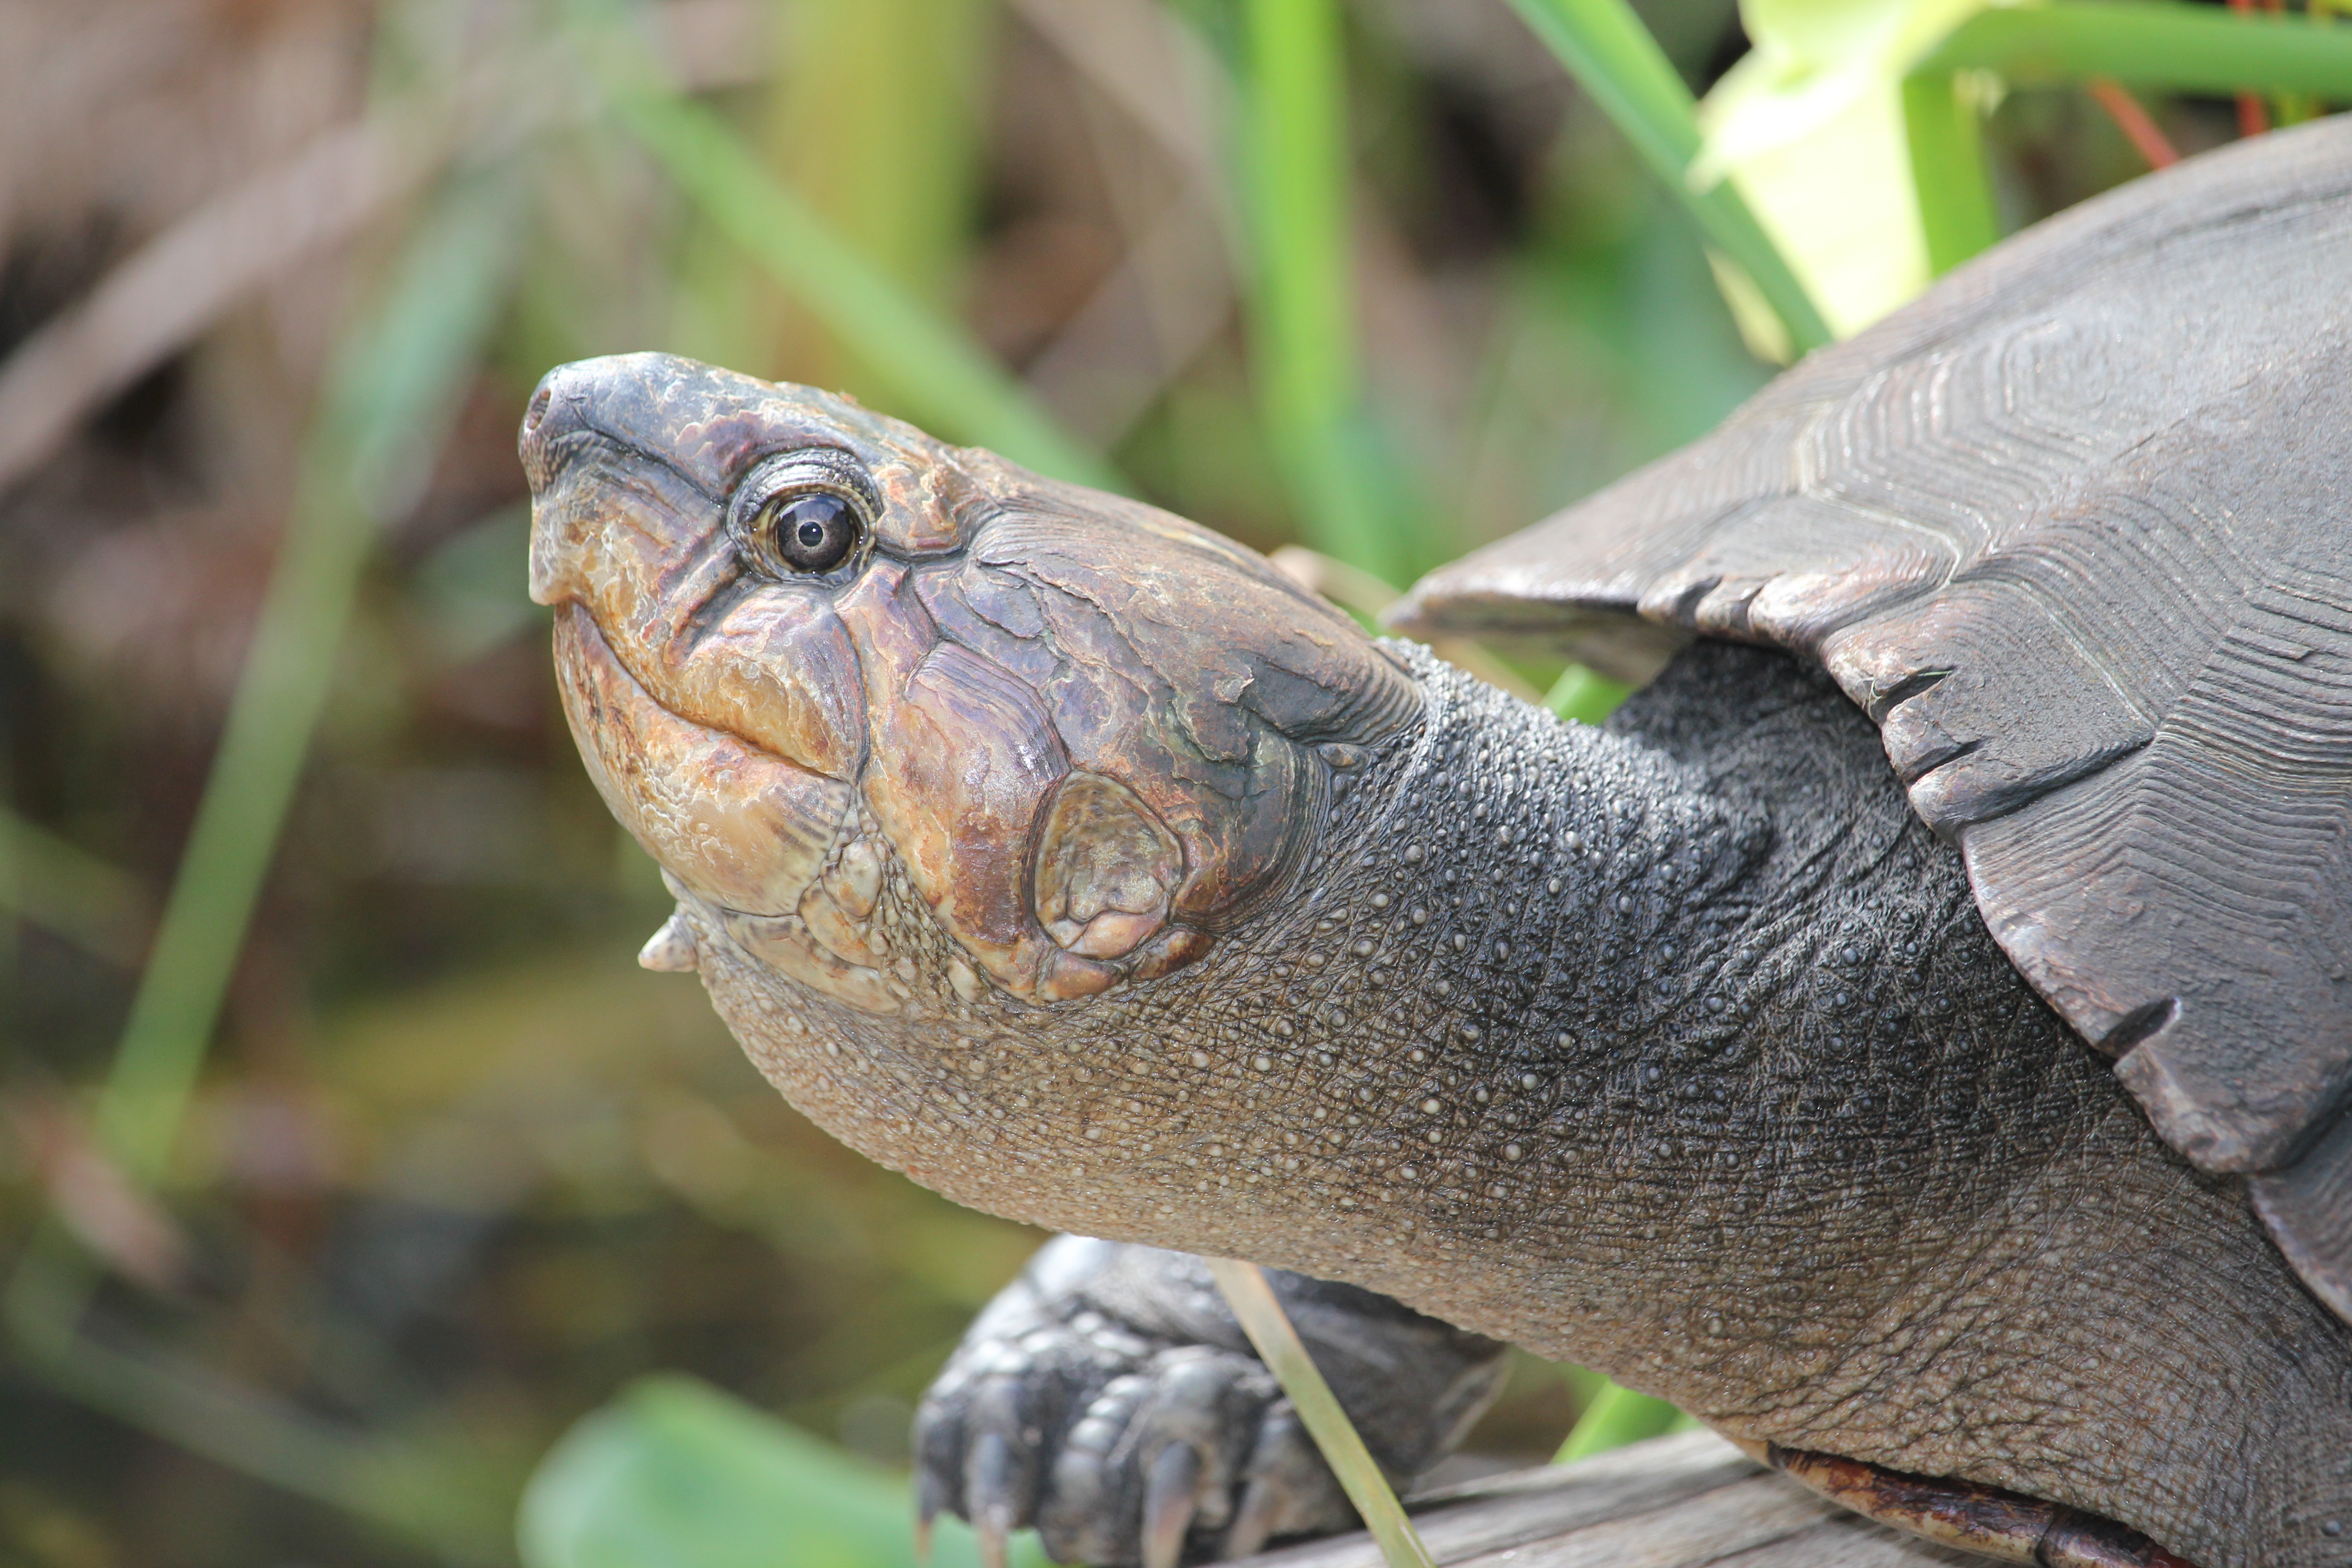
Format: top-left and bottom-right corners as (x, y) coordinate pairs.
(913, 1236), (1505, 1565)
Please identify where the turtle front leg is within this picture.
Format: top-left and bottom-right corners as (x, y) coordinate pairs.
(914, 1235), (1508, 1567)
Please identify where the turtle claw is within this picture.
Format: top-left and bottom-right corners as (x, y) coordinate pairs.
(914, 1468), (944, 1566)
(1222, 1473), (1280, 1562)
(1226, 1401), (1347, 1557)
(967, 1428), (1020, 1568)
(1142, 1442), (1202, 1568)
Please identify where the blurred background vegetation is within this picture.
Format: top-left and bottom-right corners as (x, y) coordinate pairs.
(0, 0), (2342, 1563)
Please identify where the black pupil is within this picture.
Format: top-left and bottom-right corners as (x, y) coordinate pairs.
(772, 492), (855, 571)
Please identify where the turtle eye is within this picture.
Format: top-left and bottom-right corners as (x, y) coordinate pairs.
(728, 449), (877, 579)
(767, 491), (859, 572)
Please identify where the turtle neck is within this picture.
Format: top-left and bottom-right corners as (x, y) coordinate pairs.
(696, 640), (2352, 1568)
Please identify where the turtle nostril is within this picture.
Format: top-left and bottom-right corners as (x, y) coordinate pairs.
(522, 384), (553, 437)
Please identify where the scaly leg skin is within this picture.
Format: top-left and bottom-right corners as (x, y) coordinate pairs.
(914, 1235), (1507, 1567)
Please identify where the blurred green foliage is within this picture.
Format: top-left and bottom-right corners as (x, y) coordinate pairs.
(2, 1), (2348, 1566)
(521, 1377), (1050, 1568)
(1551, 1381), (1692, 1465)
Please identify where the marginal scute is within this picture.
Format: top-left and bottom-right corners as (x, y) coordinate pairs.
(1766, 1446), (2194, 1567)
(1392, 116), (2352, 1300)
(2251, 1113), (2352, 1323)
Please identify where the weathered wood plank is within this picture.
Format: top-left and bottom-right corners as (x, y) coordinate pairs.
(1489, 1473), (1840, 1568)
(1234, 1432), (1993, 1568)
(1708, 1509), (1993, 1568)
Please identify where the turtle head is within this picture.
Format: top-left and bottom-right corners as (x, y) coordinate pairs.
(521, 352), (1419, 1046)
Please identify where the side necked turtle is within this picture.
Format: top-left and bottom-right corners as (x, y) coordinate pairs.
(518, 118), (2352, 1568)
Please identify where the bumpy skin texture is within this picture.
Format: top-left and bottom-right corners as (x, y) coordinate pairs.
(522, 354), (2352, 1568)
(914, 1236), (1505, 1565)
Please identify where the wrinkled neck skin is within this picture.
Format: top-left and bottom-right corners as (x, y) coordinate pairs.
(680, 643), (2352, 1568)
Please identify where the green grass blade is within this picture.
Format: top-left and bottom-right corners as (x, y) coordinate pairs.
(1553, 1380), (1692, 1464)
(576, 14), (1118, 494)
(1237, 0), (1414, 583)
(1503, 0), (1833, 355)
(1208, 1259), (1436, 1568)
(1902, 72), (2001, 275)
(0, 806), (149, 965)
(757, 0), (994, 374)
(1923, 2), (2352, 95)
(88, 173), (521, 1186)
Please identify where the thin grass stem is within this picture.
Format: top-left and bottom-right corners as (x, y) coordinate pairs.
(2087, 78), (2183, 168)
(0, 806), (149, 965)
(1236, 0), (1413, 583)
(1206, 1258), (1436, 1568)
(4, 1255), (503, 1562)
(578, 5), (1119, 493)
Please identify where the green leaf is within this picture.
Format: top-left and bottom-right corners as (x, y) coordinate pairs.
(1901, 69), (2000, 274)
(1695, 0), (1996, 338)
(1699, 0), (1989, 182)
(1236, 0), (1418, 583)
(1923, 2), (2352, 95)
(1544, 665), (1635, 726)
(520, 1376), (1049, 1568)
(1504, 0), (1833, 356)
(1553, 1381), (1694, 1464)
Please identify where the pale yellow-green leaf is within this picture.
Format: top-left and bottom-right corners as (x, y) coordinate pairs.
(1720, 79), (1928, 341)
(1694, 0), (2009, 337)
(1699, 0), (1994, 176)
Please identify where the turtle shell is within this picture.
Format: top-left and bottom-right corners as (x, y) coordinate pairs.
(1394, 116), (2352, 1322)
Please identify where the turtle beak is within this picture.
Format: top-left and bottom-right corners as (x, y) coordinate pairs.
(518, 356), (869, 777)
(518, 353), (768, 614)
(518, 352), (761, 498)
(515, 359), (597, 498)
(519, 352), (879, 888)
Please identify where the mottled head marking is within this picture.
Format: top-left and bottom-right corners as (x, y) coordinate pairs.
(521, 353), (1419, 1020)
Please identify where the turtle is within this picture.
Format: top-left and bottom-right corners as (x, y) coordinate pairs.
(516, 114), (2352, 1568)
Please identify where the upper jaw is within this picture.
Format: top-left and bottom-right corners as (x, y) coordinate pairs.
(519, 351), (887, 505)
(521, 355), (899, 783)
